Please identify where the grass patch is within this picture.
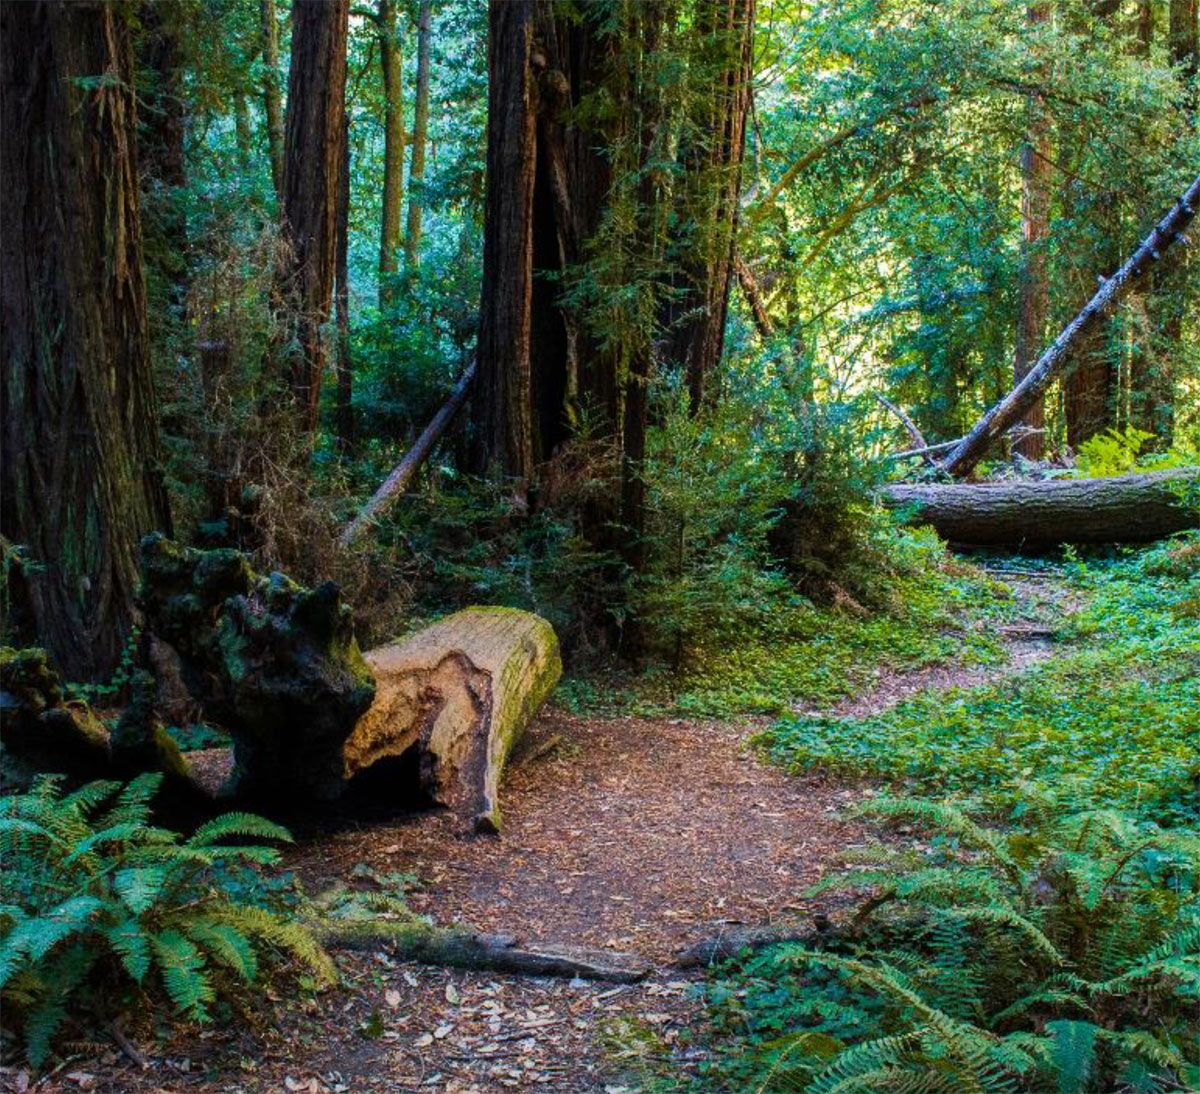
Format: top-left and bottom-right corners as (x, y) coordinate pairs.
(757, 539), (1200, 821)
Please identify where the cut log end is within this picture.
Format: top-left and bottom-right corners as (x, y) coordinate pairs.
(344, 607), (562, 831)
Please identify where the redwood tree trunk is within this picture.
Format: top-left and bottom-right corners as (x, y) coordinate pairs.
(335, 114), (354, 455)
(277, 0), (349, 433)
(1, 1), (171, 680)
(404, 0), (433, 272)
(1012, 1), (1051, 460)
(378, 0), (405, 306)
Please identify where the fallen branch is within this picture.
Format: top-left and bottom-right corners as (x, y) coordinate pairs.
(874, 394), (934, 466)
(941, 173), (1200, 477)
(340, 361), (476, 548)
(324, 922), (651, 983)
(884, 438), (961, 461)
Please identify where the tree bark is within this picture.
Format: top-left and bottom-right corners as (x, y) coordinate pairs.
(882, 469), (1198, 547)
(471, 0), (538, 478)
(1, 1), (172, 680)
(344, 608), (562, 832)
(941, 173), (1200, 477)
(378, 0), (406, 306)
(1012, 2), (1052, 460)
(335, 113), (354, 456)
(276, 0), (349, 433)
(404, 0), (433, 272)
(261, 0), (285, 204)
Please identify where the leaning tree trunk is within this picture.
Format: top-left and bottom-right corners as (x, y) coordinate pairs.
(941, 172), (1200, 477)
(1, 1), (172, 681)
(344, 607), (562, 833)
(882, 469), (1198, 547)
(276, 0), (349, 433)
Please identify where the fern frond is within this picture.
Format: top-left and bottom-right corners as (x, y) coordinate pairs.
(0, 896), (103, 987)
(181, 919), (258, 983)
(113, 867), (169, 915)
(187, 812), (292, 849)
(152, 928), (213, 1018)
(102, 920), (152, 982)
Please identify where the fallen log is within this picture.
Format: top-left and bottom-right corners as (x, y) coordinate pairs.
(344, 607), (562, 832)
(941, 173), (1200, 477)
(339, 362), (476, 549)
(882, 468), (1198, 547)
(323, 922), (651, 983)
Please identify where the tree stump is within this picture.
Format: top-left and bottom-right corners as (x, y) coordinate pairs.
(343, 608), (562, 832)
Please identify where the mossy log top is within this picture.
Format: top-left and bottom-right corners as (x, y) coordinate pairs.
(344, 607), (562, 832)
(882, 468), (1198, 547)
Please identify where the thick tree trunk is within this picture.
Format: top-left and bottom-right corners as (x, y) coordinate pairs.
(404, 0), (433, 272)
(882, 469), (1198, 547)
(344, 608), (562, 833)
(667, 0), (756, 414)
(1, 1), (172, 680)
(277, 0), (349, 433)
(471, 0), (538, 478)
(335, 114), (354, 455)
(1012, 2), (1051, 460)
(941, 173), (1200, 477)
(378, 0), (406, 306)
(261, 0), (285, 204)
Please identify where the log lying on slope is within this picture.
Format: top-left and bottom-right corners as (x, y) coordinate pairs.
(343, 607), (562, 832)
(881, 468), (1198, 547)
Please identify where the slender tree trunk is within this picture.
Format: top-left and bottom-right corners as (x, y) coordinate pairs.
(378, 0), (406, 307)
(667, 0), (756, 414)
(1, 1), (172, 680)
(404, 0), (433, 272)
(234, 92), (253, 173)
(1132, 0), (1198, 442)
(1063, 0), (1124, 448)
(261, 0), (285, 205)
(336, 114), (354, 456)
(1012, 2), (1051, 460)
(276, 0), (349, 433)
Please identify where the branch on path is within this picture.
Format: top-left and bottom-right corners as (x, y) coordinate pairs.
(323, 922), (652, 983)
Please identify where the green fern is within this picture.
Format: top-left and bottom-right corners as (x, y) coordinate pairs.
(701, 791), (1200, 1092)
(0, 775), (337, 1069)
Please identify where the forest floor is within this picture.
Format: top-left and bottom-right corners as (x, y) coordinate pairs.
(14, 575), (1076, 1094)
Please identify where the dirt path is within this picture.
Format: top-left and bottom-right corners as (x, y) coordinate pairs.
(16, 573), (1077, 1094)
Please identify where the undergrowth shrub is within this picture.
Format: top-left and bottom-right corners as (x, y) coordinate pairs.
(0, 774), (334, 1068)
(702, 793), (1200, 1093)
